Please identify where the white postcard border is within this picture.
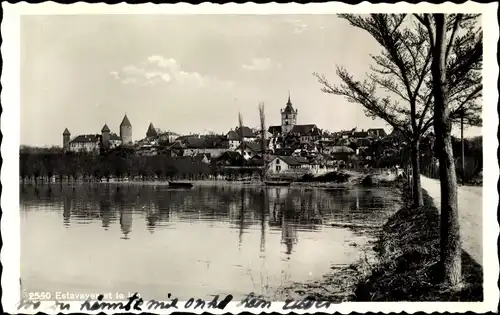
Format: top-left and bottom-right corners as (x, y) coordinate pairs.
(1, 2), (498, 314)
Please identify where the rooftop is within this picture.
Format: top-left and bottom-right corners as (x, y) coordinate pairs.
(101, 124), (110, 133)
(227, 126), (255, 140)
(289, 124), (321, 136)
(70, 134), (101, 143)
(120, 114), (132, 127)
(282, 92), (296, 114)
(146, 122), (158, 138)
(275, 155), (310, 166)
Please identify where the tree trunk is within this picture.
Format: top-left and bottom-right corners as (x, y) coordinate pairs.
(410, 141), (424, 207)
(431, 13), (461, 286)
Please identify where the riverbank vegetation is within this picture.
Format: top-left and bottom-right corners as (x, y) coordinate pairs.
(274, 179), (482, 302)
(354, 185), (483, 301)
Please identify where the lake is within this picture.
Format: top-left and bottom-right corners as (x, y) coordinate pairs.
(20, 183), (401, 301)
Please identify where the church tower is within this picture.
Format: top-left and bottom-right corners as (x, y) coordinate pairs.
(120, 114), (133, 145)
(280, 91), (298, 134)
(63, 128), (71, 152)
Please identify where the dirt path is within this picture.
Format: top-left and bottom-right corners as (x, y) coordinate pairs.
(420, 175), (483, 266)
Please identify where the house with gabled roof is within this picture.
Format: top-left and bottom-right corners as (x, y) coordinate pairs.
(234, 142), (268, 160)
(178, 135), (228, 158)
(216, 151), (244, 167)
(226, 126), (257, 150)
(267, 155), (313, 174)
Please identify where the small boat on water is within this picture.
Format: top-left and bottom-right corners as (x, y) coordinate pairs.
(264, 181), (292, 187)
(168, 181), (194, 188)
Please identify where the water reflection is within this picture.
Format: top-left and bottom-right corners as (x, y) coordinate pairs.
(20, 183), (402, 299)
(20, 184), (400, 241)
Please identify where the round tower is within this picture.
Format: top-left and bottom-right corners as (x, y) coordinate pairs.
(101, 123), (111, 149)
(63, 128), (71, 152)
(120, 114), (132, 145)
(281, 91), (298, 134)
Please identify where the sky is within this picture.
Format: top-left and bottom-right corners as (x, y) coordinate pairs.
(20, 14), (481, 146)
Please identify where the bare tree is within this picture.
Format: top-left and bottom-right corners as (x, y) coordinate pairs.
(315, 14), (433, 206)
(314, 14), (481, 208)
(415, 13), (482, 286)
(258, 102), (266, 180)
(238, 112), (245, 167)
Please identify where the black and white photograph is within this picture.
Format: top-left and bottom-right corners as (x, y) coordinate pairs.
(1, 2), (498, 314)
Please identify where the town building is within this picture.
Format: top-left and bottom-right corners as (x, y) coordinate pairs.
(62, 114), (130, 153)
(109, 133), (122, 148)
(158, 131), (180, 143)
(288, 124), (322, 143)
(226, 126), (257, 150)
(234, 142), (265, 160)
(267, 156), (310, 174)
(100, 123), (123, 150)
(67, 134), (101, 153)
(329, 146), (356, 162)
(171, 134), (229, 158)
(367, 128), (387, 138)
(267, 93), (324, 155)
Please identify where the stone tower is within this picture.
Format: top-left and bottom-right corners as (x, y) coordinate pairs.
(146, 122), (158, 138)
(63, 128), (71, 152)
(101, 123), (110, 149)
(281, 91), (298, 134)
(120, 114), (132, 145)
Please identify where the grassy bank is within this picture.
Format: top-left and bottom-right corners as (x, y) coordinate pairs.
(353, 183), (483, 301)
(273, 179), (483, 302)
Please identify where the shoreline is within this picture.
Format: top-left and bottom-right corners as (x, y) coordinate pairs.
(270, 179), (403, 302)
(273, 180), (483, 302)
(19, 169), (397, 189)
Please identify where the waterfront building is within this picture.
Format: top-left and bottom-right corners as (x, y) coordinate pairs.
(68, 134), (101, 153)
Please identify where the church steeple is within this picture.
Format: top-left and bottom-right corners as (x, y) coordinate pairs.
(283, 91), (295, 114)
(281, 90), (298, 134)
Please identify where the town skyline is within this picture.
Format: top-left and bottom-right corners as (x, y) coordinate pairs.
(21, 14), (481, 147)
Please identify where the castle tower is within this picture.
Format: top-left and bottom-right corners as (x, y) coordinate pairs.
(101, 123), (110, 149)
(146, 122), (158, 138)
(281, 91), (298, 134)
(120, 114), (132, 145)
(63, 128), (71, 152)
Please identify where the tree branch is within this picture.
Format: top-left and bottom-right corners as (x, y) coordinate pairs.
(445, 14), (463, 62)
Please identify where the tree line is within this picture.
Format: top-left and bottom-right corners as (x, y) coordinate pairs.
(19, 148), (263, 184)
